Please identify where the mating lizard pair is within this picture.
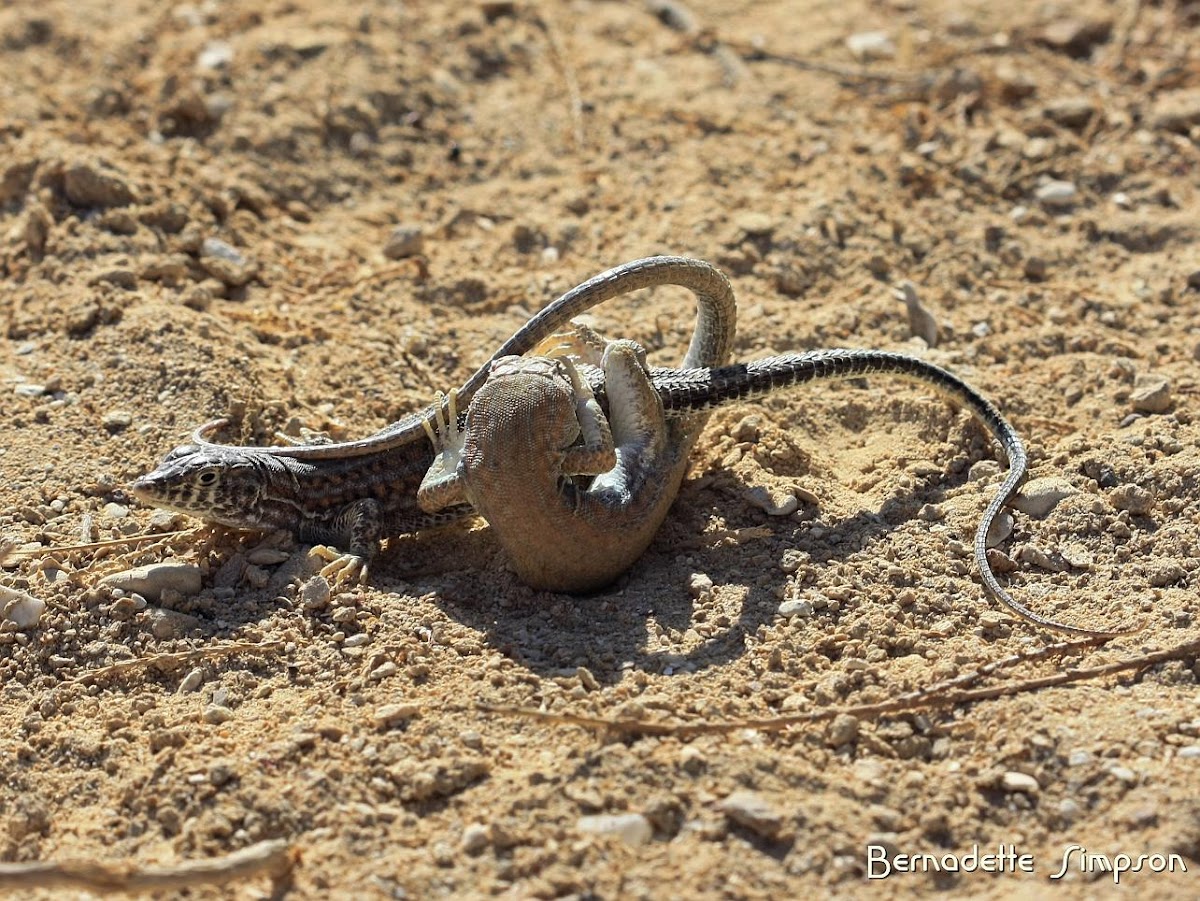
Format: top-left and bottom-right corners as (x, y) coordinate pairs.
(132, 257), (1127, 636)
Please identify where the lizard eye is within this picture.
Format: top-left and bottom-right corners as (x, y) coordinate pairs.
(197, 469), (218, 486)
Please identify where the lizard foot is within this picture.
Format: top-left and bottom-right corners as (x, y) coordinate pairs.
(418, 389), (471, 512)
(309, 545), (369, 586)
(532, 322), (609, 367)
(422, 389), (465, 459)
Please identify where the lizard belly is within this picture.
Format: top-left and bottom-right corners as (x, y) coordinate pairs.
(476, 460), (687, 593)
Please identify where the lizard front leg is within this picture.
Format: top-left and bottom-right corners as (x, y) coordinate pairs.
(309, 497), (383, 585)
(554, 355), (617, 478)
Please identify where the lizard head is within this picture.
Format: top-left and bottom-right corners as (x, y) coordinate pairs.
(469, 355), (584, 454)
(130, 445), (273, 529)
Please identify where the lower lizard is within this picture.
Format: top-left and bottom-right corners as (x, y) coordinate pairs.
(130, 256), (737, 582)
(418, 338), (1136, 638)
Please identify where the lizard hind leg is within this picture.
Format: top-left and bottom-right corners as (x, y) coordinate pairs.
(598, 340), (667, 457)
(585, 340), (669, 503)
(531, 322), (611, 367)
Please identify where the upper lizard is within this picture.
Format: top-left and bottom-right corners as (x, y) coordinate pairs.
(130, 257), (737, 581)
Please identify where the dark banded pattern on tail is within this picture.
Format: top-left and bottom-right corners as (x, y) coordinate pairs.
(640, 350), (1132, 638)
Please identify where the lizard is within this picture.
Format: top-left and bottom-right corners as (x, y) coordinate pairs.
(417, 336), (1138, 638)
(130, 256), (737, 583)
(132, 254), (1128, 635)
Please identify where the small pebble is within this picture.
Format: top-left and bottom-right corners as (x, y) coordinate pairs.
(197, 40), (233, 71)
(91, 267), (138, 290)
(576, 813), (652, 847)
(63, 160), (137, 208)
(1059, 543), (1093, 569)
(1011, 477), (1079, 518)
(209, 762), (236, 786)
(14, 382), (46, 397)
(246, 547), (291, 565)
(1017, 545), (1067, 573)
(1177, 746), (1200, 760)
(299, 576), (332, 610)
(731, 414), (761, 443)
(1109, 484), (1154, 515)
(373, 703), (420, 728)
(102, 410), (133, 432)
(845, 30), (895, 61)
(179, 668), (205, 692)
(688, 573), (714, 599)
(200, 237), (256, 287)
(461, 823), (490, 855)
(1128, 374), (1172, 414)
(826, 713), (859, 747)
(1043, 96), (1095, 129)
(720, 791), (785, 838)
(0, 587), (46, 628)
(679, 746), (706, 775)
(1108, 765), (1137, 785)
(1067, 749), (1093, 767)
(1034, 179), (1078, 209)
(1150, 87), (1200, 133)
(369, 661), (398, 680)
(1001, 771), (1040, 794)
(576, 666), (599, 691)
(778, 598), (813, 618)
(977, 611), (1008, 630)
(735, 212), (776, 236)
(994, 63), (1036, 101)
(148, 608), (200, 639)
(1039, 18), (1112, 57)
(202, 705), (234, 725)
(102, 563), (202, 600)
(968, 460), (1001, 482)
(383, 224), (424, 259)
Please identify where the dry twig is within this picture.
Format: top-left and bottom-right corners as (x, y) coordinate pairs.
(533, 8), (586, 152)
(483, 635), (1200, 737)
(0, 838), (295, 895)
(70, 641), (285, 686)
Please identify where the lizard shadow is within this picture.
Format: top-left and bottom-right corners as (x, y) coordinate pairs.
(408, 470), (969, 682)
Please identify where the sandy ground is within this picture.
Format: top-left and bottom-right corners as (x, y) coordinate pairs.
(2, 0), (1199, 897)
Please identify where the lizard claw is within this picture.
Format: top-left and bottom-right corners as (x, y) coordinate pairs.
(309, 545), (369, 586)
(423, 390), (462, 446)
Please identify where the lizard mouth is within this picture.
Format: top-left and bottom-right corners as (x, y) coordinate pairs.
(128, 477), (155, 500)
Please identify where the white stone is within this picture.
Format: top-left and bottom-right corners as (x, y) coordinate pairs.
(576, 813), (652, 846)
(1, 587), (45, 628)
